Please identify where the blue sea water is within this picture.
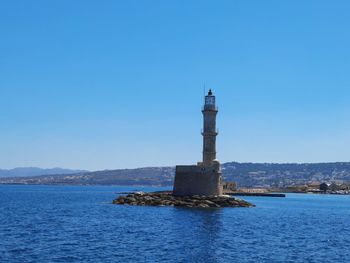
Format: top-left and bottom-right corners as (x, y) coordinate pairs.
(1, 185), (350, 263)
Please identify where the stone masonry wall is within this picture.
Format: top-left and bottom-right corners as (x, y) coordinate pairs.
(173, 165), (222, 196)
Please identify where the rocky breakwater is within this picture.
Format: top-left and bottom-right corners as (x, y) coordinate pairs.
(112, 192), (254, 208)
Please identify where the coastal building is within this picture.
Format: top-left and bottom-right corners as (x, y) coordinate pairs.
(173, 89), (223, 196)
(329, 183), (341, 191)
(307, 182), (321, 190)
(223, 182), (237, 192)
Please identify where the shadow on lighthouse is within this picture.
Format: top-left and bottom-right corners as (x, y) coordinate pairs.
(173, 89), (223, 196)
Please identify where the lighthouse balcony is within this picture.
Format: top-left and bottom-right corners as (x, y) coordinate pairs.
(201, 129), (219, 136)
(202, 105), (218, 112)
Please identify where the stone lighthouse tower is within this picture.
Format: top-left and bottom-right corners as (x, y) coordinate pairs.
(173, 89), (223, 196)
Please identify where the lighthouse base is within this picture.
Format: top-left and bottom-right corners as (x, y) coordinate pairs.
(173, 164), (223, 196)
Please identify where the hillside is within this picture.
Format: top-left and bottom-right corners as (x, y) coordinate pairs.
(1, 162), (350, 187)
(222, 162), (350, 187)
(0, 167), (87, 178)
(0, 167), (174, 186)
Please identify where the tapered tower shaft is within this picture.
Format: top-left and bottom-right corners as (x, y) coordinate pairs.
(202, 89), (218, 165)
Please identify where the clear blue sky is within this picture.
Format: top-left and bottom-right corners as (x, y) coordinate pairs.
(1, 0), (350, 170)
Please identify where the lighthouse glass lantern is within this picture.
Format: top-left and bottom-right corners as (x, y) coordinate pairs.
(205, 90), (215, 105)
(205, 96), (215, 105)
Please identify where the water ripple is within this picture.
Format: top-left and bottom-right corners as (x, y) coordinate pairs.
(1, 185), (350, 263)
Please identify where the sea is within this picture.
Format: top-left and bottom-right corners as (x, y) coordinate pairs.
(1, 185), (350, 263)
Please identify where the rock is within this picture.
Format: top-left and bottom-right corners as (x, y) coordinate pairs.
(112, 191), (254, 208)
(203, 200), (216, 206)
(126, 197), (136, 203)
(174, 201), (191, 207)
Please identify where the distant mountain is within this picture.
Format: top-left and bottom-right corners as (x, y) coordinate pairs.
(0, 167), (87, 178)
(1, 162), (350, 187)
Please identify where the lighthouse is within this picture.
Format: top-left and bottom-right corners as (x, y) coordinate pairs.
(173, 89), (223, 196)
